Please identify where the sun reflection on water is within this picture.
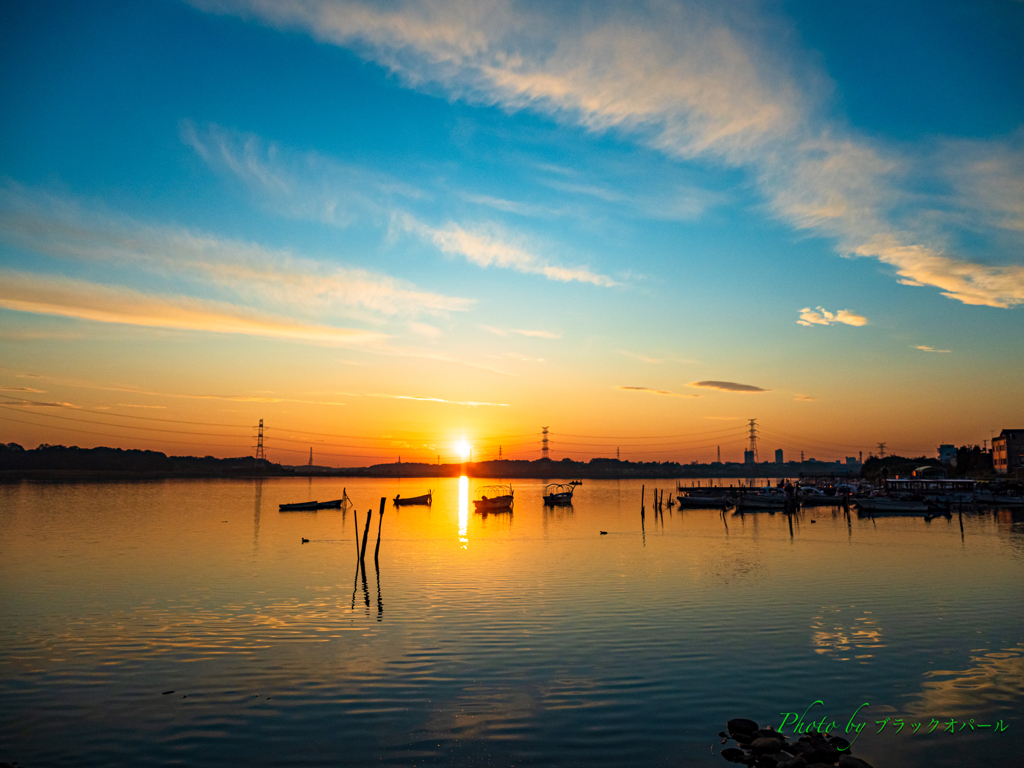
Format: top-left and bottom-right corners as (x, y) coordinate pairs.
(458, 475), (469, 548)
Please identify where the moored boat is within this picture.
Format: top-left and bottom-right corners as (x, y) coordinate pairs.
(734, 489), (788, 511)
(854, 496), (929, 513)
(473, 484), (513, 512)
(543, 481), (580, 506)
(394, 491), (432, 506)
(279, 498), (346, 511)
(676, 494), (732, 509)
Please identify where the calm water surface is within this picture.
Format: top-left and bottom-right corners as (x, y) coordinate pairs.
(1, 477), (1022, 767)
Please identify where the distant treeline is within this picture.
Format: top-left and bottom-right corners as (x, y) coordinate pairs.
(0, 443), (284, 476)
(363, 457), (859, 480)
(1, 442), (996, 480)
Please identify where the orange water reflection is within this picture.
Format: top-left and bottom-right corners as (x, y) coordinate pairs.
(458, 475), (469, 548)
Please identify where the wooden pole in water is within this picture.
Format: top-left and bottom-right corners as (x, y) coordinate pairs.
(360, 508), (373, 563)
(353, 509), (361, 555)
(374, 496), (385, 562)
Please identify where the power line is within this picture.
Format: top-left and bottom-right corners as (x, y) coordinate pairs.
(0, 395), (248, 428)
(557, 425), (749, 439)
(0, 404), (253, 437)
(0, 412), (254, 449)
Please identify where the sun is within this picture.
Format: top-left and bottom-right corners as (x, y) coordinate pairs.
(457, 440), (471, 461)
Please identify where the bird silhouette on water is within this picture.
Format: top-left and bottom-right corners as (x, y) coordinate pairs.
(301, 537), (309, 543)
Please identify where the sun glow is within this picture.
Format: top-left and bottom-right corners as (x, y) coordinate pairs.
(457, 440), (471, 461)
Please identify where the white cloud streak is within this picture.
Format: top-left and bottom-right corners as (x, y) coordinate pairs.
(0, 270), (389, 347)
(0, 183), (473, 321)
(398, 214), (616, 286)
(616, 386), (700, 398)
(194, 0), (1024, 308)
(797, 306), (868, 327)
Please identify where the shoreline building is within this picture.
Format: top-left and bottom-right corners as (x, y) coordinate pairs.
(993, 430), (1024, 475)
(938, 444), (957, 467)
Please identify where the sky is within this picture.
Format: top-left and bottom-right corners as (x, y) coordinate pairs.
(1, 0), (1022, 466)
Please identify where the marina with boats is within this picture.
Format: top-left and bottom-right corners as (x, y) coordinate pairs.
(672, 477), (1024, 516)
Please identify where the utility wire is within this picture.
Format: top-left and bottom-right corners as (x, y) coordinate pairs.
(0, 404), (253, 437)
(0, 413), (254, 449)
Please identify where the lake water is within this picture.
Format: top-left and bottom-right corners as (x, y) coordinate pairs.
(1, 477), (1021, 767)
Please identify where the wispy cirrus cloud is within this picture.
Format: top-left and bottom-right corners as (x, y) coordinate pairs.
(0, 270), (390, 347)
(797, 307), (868, 327)
(619, 351), (663, 364)
(481, 325), (560, 338)
(333, 391), (508, 407)
(181, 121), (431, 226)
(194, 0), (1024, 308)
(0, 182), (473, 322)
(916, 345), (951, 353)
(0, 398), (80, 409)
(399, 214), (617, 286)
(186, 123), (622, 287)
(616, 386), (700, 398)
(409, 322), (442, 338)
(689, 380), (768, 393)
(795, 394), (815, 401)
(0, 386), (45, 393)
(511, 328), (560, 339)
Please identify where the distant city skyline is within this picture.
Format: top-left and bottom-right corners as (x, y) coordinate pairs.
(1, 0), (1022, 465)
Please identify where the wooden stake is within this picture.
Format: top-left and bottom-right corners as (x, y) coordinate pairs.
(360, 508), (373, 563)
(353, 509), (360, 555)
(374, 496), (385, 562)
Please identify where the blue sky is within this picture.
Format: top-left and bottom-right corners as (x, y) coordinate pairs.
(0, 0), (1022, 464)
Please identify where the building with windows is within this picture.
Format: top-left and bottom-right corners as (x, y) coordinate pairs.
(938, 444), (957, 466)
(775, 449), (783, 463)
(992, 430), (1024, 475)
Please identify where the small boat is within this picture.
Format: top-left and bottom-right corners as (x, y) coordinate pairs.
(473, 484), (513, 512)
(734, 489), (788, 511)
(798, 489), (844, 507)
(676, 494), (732, 509)
(279, 498), (346, 511)
(394, 491), (432, 506)
(854, 496), (929, 513)
(543, 481), (580, 506)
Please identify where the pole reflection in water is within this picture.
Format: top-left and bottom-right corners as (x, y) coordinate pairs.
(375, 558), (383, 622)
(458, 475), (469, 549)
(253, 477), (263, 555)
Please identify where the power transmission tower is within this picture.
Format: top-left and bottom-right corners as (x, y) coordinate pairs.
(308, 447), (312, 467)
(542, 426), (549, 460)
(255, 419), (264, 461)
(877, 442), (887, 458)
(616, 446), (620, 460)
(747, 418), (758, 462)
(717, 445), (721, 463)
(499, 445), (502, 460)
